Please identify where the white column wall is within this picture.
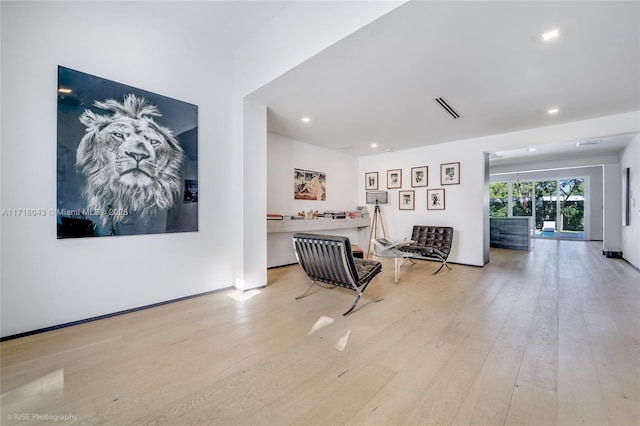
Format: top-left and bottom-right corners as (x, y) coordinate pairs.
(233, 1), (405, 289)
(0, 2), (237, 337)
(359, 145), (487, 267)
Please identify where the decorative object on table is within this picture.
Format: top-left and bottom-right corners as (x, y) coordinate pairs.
(57, 66), (198, 239)
(294, 168), (326, 201)
(411, 166), (428, 187)
(440, 162), (460, 185)
(387, 169), (402, 189)
(399, 190), (415, 210)
(365, 171), (378, 190)
(427, 188), (446, 210)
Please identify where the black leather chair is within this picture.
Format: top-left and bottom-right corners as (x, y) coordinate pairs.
(292, 233), (383, 316)
(398, 226), (454, 274)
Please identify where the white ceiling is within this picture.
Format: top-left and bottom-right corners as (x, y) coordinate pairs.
(113, 1), (291, 52)
(247, 1), (640, 162)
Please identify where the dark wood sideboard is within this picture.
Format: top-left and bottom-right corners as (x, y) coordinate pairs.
(490, 217), (530, 251)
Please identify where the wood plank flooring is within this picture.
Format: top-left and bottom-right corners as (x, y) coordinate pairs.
(1, 239), (638, 425)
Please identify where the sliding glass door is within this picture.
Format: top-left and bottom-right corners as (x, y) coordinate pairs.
(491, 177), (587, 240)
(535, 180), (557, 238)
(558, 179), (585, 239)
(532, 178), (585, 239)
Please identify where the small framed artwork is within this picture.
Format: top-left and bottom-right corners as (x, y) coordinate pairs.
(399, 190), (415, 210)
(441, 162), (460, 185)
(427, 188), (446, 210)
(387, 169), (402, 189)
(411, 166), (428, 187)
(365, 172), (378, 190)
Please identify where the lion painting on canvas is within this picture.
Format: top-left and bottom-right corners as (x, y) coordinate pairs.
(76, 94), (184, 226)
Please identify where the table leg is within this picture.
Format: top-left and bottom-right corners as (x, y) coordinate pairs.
(394, 257), (399, 284)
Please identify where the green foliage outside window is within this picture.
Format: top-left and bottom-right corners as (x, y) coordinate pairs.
(489, 182), (508, 217)
(490, 178), (584, 233)
(560, 179), (585, 231)
(512, 181), (532, 216)
(535, 181), (557, 229)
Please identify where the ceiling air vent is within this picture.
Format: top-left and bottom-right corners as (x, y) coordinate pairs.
(576, 140), (602, 147)
(435, 97), (460, 119)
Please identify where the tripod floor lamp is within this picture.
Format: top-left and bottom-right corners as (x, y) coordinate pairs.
(365, 191), (388, 258)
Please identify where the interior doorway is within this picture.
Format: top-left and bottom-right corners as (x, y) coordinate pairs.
(490, 176), (588, 241)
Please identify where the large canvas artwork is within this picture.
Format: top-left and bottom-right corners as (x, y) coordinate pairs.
(57, 66), (198, 238)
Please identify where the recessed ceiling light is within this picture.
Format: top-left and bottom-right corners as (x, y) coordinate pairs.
(301, 116), (311, 123)
(370, 143), (378, 149)
(542, 28), (560, 41)
(548, 108), (559, 114)
(527, 147), (537, 152)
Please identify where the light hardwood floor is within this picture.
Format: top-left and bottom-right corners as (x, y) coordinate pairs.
(1, 239), (639, 425)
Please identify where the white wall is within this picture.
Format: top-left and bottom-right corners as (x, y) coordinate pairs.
(267, 133), (359, 214)
(359, 145), (487, 267)
(239, 100), (268, 289)
(358, 115), (640, 268)
(266, 133), (361, 267)
(0, 2), (237, 337)
(621, 136), (640, 268)
(1, 0), (403, 336)
(234, 1), (405, 288)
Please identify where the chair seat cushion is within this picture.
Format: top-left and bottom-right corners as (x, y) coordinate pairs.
(399, 246), (447, 258)
(354, 258), (383, 285)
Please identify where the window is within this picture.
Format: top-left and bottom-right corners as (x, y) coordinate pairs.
(490, 176), (587, 240)
(512, 181), (532, 217)
(489, 182), (508, 217)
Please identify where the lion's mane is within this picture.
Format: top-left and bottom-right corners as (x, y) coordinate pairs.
(76, 94), (185, 226)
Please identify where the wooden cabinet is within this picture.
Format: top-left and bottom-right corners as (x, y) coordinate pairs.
(490, 217), (530, 250)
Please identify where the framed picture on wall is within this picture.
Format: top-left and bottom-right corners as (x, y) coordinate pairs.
(427, 188), (446, 210)
(365, 172), (378, 190)
(387, 169), (402, 189)
(411, 166), (428, 187)
(441, 162), (460, 185)
(399, 190), (415, 210)
(294, 168), (326, 201)
(56, 66), (199, 239)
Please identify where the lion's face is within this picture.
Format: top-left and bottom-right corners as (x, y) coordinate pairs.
(76, 94), (185, 225)
(100, 116), (174, 187)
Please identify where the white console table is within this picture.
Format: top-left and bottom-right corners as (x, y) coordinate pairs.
(267, 218), (371, 267)
(267, 217), (370, 233)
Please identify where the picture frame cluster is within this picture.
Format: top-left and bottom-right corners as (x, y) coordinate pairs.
(364, 161), (460, 210)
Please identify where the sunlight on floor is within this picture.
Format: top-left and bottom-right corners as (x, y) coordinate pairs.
(334, 330), (352, 351)
(0, 368), (64, 410)
(308, 315), (334, 335)
(226, 289), (261, 302)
